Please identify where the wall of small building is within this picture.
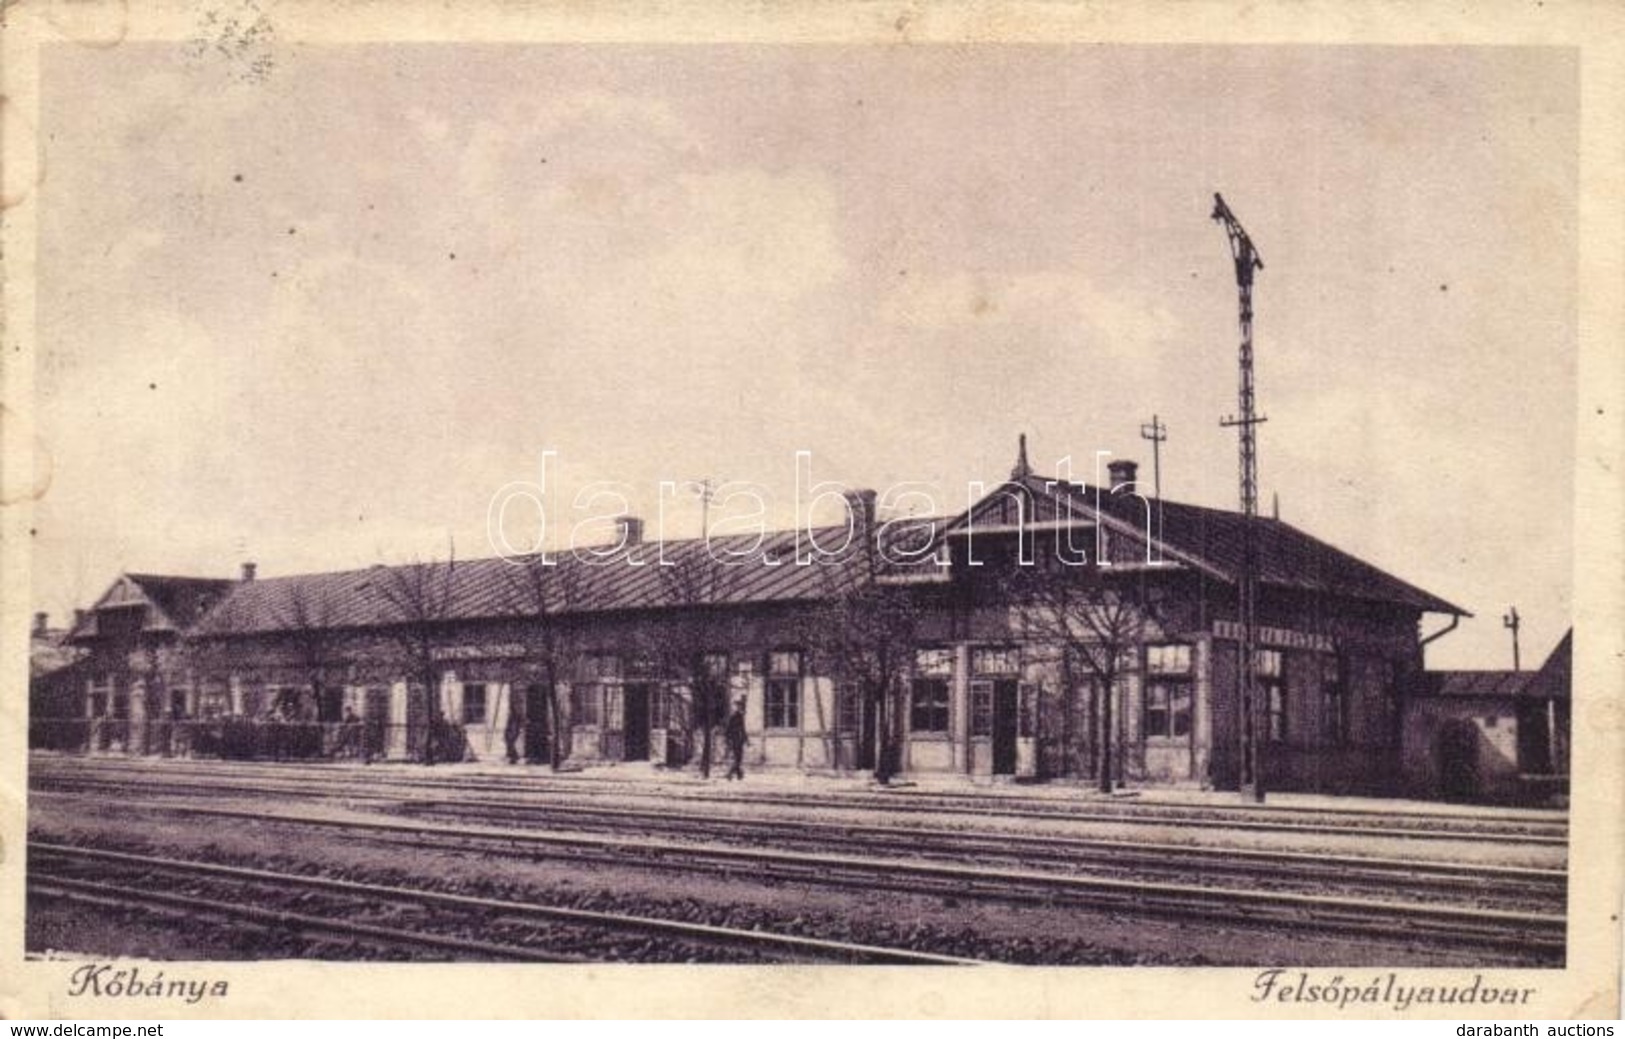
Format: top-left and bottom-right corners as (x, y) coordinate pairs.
(1402, 696), (1529, 803)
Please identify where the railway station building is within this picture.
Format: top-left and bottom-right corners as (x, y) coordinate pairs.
(43, 440), (1471, 797)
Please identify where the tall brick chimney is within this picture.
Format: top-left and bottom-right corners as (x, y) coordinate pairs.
(241, 561), (257, 582)
(617, 516), (645, 546)
(1107, 459), (1139, 491)
(33, 611), (48, 636)
(842, 488), (877, 545)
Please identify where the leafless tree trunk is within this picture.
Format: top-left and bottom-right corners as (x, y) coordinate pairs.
(502, 554), (582, 771)
(374, 549), (461, 766)
(1001, 564), (1162, 793)
(806, 536), (918, 785)
(650, 547), (740, 779)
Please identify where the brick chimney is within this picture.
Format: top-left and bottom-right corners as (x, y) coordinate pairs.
(617, 516), (645, 546)
(1107, 459), (1139, 491)
(843, 488), (877, 545)
(241, 561), (257, 582)
(33, 611), (48, 636)
(73, 608), (87, 629)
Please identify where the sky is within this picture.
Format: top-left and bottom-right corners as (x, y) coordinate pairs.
(32, 42), (1577, 670)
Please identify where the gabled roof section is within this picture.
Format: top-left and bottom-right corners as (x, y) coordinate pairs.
(942, 465), (1465, 615)
(73, 573), (237, 638)
(1525, 629), (1572, 701)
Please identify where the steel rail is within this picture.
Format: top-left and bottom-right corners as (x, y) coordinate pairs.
(29, 781), (1569, 908)
(33, 799), (1566, 955)
(30, 762), (1569, 845)
(28, 842), (987, 965)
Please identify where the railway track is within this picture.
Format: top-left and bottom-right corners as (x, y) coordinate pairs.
(30, 774), (1569, 910)
(28, 842), (983, 965)
(30, 756), (1570, 845)
(393, 797), (1567, 910)
(30, 795), (1567, 962)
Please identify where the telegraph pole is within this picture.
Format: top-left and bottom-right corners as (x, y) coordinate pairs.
(1503, 606), (1522, 671)
(685, 478), (718, 539)
(1139, 414), (1167, 546)
(1213, 192), (1268, 803)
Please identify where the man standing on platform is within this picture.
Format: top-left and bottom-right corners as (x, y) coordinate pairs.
(724, 698), (747, 781)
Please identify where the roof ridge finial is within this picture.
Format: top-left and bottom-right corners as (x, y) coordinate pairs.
(1011, 433), (1032, 480)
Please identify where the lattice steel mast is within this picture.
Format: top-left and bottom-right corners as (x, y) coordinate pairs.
(1213, 193), (1268, 802)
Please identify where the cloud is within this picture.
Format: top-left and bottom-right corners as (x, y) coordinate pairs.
(877, 269), (1181, 352)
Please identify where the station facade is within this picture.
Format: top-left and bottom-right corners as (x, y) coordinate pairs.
(46, 444), (1469, 796)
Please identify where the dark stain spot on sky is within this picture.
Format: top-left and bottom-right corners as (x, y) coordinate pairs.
(1439, 283), (1448, 292)
(288, 227), (296, 235)
(148, 382), (157, 390)
(233, 173), (243, 183)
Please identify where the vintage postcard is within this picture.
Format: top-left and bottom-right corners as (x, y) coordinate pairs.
(1, 0), (1621, 1021)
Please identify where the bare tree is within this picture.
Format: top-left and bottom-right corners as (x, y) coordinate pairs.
(647, 546), (741, 779)
(501, 554), (583, 770)
(372, 549), (462, 766)
(1000, 559), (1163, 793)
(273, 578), (345, 722)
(805, 535), (919, 785)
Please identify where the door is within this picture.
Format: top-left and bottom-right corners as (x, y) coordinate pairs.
(623, 683), (652, 761)
(523, 683), (552, 763)
(1437, 720), (1480, 801)
(856, 693), (877, 771)
(1515, 702), (1552, 774)
(992, 679), (1019, 775)
(364, 687), (391, 760)
(1208, 643), (1241, 790)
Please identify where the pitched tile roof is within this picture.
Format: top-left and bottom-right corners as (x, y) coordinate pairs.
(1426, 670), (1537, 698)
(127, 463), (1464, 640)
(1022, 475), (1465, 615)
(1423, 632), (1571, 700)
(191, 524), (920, 638)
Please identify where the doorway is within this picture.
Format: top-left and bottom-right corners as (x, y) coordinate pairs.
(992, 679), (1019, 775)
(1437, 720), (1480, 801)
(623, 683), (652, 761)
(363, 687), (391, 760)
(856, 694), (877, 771)
(523, 683), (552, 763)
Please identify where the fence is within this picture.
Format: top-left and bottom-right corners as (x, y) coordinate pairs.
(27, 717), (475, 764)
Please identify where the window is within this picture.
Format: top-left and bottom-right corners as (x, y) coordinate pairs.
(1145, 644), (1193, 739)
(970, 680), (994, 736)
(1323, 655), (1349, 745)
(972, 646), (1020, 675)
(461, 683), (488, 725)
(766, 650), (802, 729)
(570, 684), (601, 726)
(1144, 683), (1192, 739)
(581, 653), (622, 682)
(910, 679), (950, 733)
(1147, 644), (1192, 675)
(837, 686), (862, 732)
(1258, 649), (1286, 743)
(603, 687), (624, 731)
(910, 648), (953, 733)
